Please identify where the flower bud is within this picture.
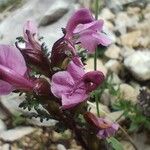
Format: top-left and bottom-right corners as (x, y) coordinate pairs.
(50, 37), (76, 71)
(16, 31), (51, 77)
(33, 78), (51, 96)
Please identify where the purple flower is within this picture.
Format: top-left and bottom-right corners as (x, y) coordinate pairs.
(84, 112), (119, 139)
(50, 36), (76, 71)
(65, 8), (111, 53)
(97, 118), (119, 139)
(16, 20), (51, 77)
(0, 45), (34, 95)
(51, 58), (104, 109)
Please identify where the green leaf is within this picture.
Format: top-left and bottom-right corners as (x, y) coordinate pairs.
(107, 137), (124, 150)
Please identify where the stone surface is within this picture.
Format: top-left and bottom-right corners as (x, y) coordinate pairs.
(121, 141), (135, 150)
(0, 0), (77, 50)
(57, 144), (67, 150)
(119, 83), (139, 103)
(0, 93), (57, 126)
(0, 144), (10, 150)
(0, 127), (35, 142)
(100, 8), (115, 20)
(104, 44), (121, 59)
(85, 58), (107, 76)
(39, 0), (69, 26)
(115, 12), (139, 34)
(0, 119), (6, 132)
(124, 51), (150, 81)
(105, 60), (122, 74)
(120, 31), (141, 48)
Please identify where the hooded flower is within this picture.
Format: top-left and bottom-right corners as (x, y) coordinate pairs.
(51, 58), (104, 109)
(0, 45), (34, 95)
(84, 112), (119, 139)
(65, 8), (111, 53)
(50, 36), (76, 71)
(16, 20), (51, 77)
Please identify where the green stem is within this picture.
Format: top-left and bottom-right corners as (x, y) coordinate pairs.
(94, 0), (100, 117)
(95, 94), (100, 117)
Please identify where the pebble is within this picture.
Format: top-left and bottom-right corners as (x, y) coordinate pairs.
(85, 58), (107, 76)
(0, 127), (35, 142)
(105, 60), (122, 74)
(104, 44), (121, 59)
(119, 83), (139, 103)
(39, 0), (69, 26)
(124, 51), (150, 81)
(0, 119), (6, 132)
(57, 144), (67, 150)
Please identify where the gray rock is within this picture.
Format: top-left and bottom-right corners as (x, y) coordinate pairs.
(0, 144), (10, 150)
(105, 60), (122, 74)
(105, 0), (139, 13)
(0, 0), (77, 49)
(124, 51), (150, 81)
(0, 119), (6, 132)
(0, 93), (57, 126)
(104, 44), (121, 59)
(39, 0), (69, 26)
(0, 126), (35, 142)
(57, 144), (67, 150)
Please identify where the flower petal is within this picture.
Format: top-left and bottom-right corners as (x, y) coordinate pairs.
(66, 8), (94, 38)
(78, 30), (98, 53)
(93, 32), (112, 46)
(51, 71), (74, 98)
(0, 45), (27, 75)
(67, 60), (85, 81)
(0, 80), (13, 95)
(61, 88), (88, 109)
(73, 20), (104, 34)
(23, 20), (38, 40)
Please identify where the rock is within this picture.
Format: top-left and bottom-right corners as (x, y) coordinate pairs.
(124, 51), (150, 81)
(105, 60), (122, 74)
(132, 132), (150, 150)
(0, 144), (10, 150)
(39, 1), (69, 26)
(0, 119), (6, 132)
(119, 83), (139, 103)
(105, 0), (137, 13)
(0, 126), (35, 142)
(0, 93), (57, 126)
(107, 110), (124, 122)
(100, 89), (111, 106)
(51, 131), (62, 142)
(121, 141), (135, 150)
(85, 58), (107, 76)
(115, 12), (139, 34)
(120, 46), (135, 58)
(88, 102), (110, 117)
(107, 73), (122, 84)
(127, 7), (141, 15)
(120, 31), (142, 48)
(57, 144), (67, 150)
(104, 45), (121, 59)
(100, 8), (115, 20)
(0, 0), (77, 49)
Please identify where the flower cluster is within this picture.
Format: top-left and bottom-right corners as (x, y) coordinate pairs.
(0, 8), (118, 141)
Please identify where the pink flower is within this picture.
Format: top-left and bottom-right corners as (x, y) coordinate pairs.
(51, 58), (104, 109)
(65, 8), (111, 53)
(0, 45), (34, 95)
(16, 20), (51, 77)
(84, 112), (119, 139)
